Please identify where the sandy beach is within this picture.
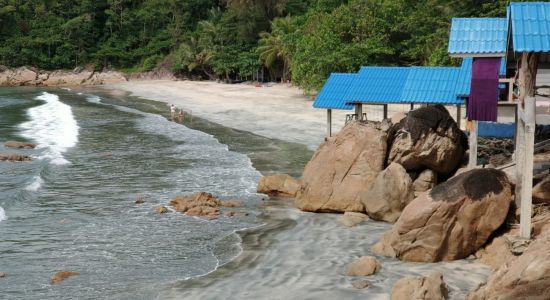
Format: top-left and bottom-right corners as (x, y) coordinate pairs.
(105, 80), (421, 150)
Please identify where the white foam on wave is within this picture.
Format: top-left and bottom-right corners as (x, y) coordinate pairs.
(25, 175), (43, 191)
(86, 95), (101, 104)
(19, 92), (79, 165)
(0, 207), (6, 222)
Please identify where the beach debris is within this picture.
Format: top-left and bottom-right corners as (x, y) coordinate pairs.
(51, 271), (79, 285)
(351, 280), (370, 289)
(155, 206), (168, 214)
(361, 162), (414, 223)
(169, 192), (220, 219)
(373, 168), (512, 262)
(4, 141), (36, 149)
(388, 105), (467, 175)
(297, 121), (389, 213)
(135, 197), (146, 204)
(467, 235), (550, 300)
(221, 200), (242, 208)
(346, 256), (381, 276)
(339, 212), (369, 227)
(391, 272), (449, 300)
(256, 174), (301, 198)
(0, 154), (32, 162)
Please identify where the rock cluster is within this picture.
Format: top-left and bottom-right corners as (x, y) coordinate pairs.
(169, 192), (222, 219)
(0, 154), (32, 161)
(0, 66), (126, 86)
(391, 272), (449, 300)
(4, 141), (36, 149)
(373, 168), (512, 262)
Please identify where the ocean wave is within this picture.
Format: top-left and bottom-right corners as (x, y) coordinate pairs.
(25, 175), (43, 192)
(0, 206), (6, 222)
(19, 92), (79, 165)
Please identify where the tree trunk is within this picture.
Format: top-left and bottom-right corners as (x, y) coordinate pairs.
(518, 52), (540, 102)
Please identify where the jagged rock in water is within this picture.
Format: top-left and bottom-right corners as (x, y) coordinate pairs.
(155, 205), (168, 214)
(51, 271), (79, 284)
(345, 256), (381, 276)
(391, 272), (449, 300)
(388, 105), (467, 175)
(373, 168), (512, 262)
(169, 192), (221, 219)
(4, 141), (36, 149)
(257, 174), (301, 197)
(0, 154), (32, 161)
(467, 233), (550, 300)
(361, 162), (414, 223)
(412, 169), (437, 196)
(351, 280), (370, 289)
(296, 121), (389, 212)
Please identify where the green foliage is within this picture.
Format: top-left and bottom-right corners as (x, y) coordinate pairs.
(0, 0), (510, 90)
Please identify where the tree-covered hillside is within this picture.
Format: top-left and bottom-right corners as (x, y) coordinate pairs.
(0, 0), (510, 91)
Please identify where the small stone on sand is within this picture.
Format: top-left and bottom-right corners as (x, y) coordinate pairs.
(351, 280), (369, 289)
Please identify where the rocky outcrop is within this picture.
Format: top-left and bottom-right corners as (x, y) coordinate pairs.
(412, 169), (437, 196)
(169, 192), (221, 219)
(0, 154), (32, 161)
(532, 174), (550, 205)
(346, 256), (381, 276)
(391, 272), (449, 300)
(373, 168), (512, 262)
(4, 141), (36, 149)
(467, 233), (550, 300)
(388, 105), (467, 175)
(361, 162), (414, 223)
(0, 66), (126, 86)
(296, 121), (389, 212)
(51, 271), (79, 284)
(257, 174), (301, 197)
(339, 212), (369, 227)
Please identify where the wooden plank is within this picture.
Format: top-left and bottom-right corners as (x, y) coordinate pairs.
(468, 120), (478, 168)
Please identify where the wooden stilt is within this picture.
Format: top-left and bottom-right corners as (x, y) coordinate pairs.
(383, 104), (388, 120)
(468, 120), (478, 168)
(327, 109), (332, 138)
(456, 104), (462, 129)
(355, 104), (363, 121)
(410, 103), (414, 111)
(519, 97), (535, 239)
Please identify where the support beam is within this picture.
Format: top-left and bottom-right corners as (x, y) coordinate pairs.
(518, 52), (539, 102)
(468, 120), (478, 168)
(410, 103), (414, 111)
(383, 104), (388, 120)
(326, 109), (332, 138)
(355, 104), (363, 121)
(519, 97), (535, 239)
(456, 104), (462, 129)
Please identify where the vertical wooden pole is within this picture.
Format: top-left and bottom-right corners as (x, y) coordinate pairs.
(383, 104), (388, 120)
(520, 97), (535, 239)
(468, 120), (478, 168)
(327, 109), (332, 138)
(410, 103), (414, 111)
(456, 104), (462, 129)
(355, 104), (363, 121)
(515, 105), (525, 209)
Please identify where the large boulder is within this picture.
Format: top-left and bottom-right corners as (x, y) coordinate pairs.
(10, 67), (37, 86)
(346, 256), (381, 276)
(467, 233), (550, 300)
(4, 141), (36, 149)
(257, 174), (300, 197)
(169, 192), (221, 219)
(361, 162), (414, 223)
(86, 71), (127, 85)
(373, 168), (512, 262)
(391, 272), (449, 300)
(532, 174), (550, 205)
(388, 105), (467, 175)
(296, 121), (389, 212)
(42, 70), (93, 86)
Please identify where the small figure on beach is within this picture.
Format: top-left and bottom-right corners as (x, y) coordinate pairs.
(178, 109), (184, 122)
(170, 104), (176, 120)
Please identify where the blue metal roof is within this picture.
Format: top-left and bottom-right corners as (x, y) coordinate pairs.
(348, 67), (409, 103)
(448, 18), (508, 56)
(456, 58), (507, 96)
(510, 2), (550, 52)
(313, 73), (355, 110)
(402, 67), (463, 104)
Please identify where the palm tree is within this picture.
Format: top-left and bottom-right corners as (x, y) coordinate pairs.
(256, 16), (296, 82)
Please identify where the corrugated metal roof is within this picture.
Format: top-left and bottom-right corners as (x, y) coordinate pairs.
(348, 67), (409, 103)
(448, 18), (508, 56)
(402, 67), (463, 104)
(312, 73), (355, 110)
(510, 2), (550, 52)
(456, 58), (507, 96)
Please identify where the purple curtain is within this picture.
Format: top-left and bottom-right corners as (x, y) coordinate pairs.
(467, 57), (501, 122)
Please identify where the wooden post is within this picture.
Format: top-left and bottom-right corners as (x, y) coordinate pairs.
(383, 104), (388, 120)
(327, 109), (332, 138)
(518, 53), (539, 101)
(520, 97), (535, 239)
(468, 120), (478, 168)
(410, 103), (414, 111)
(355, 104), (363, 121)
(456, 104), (462, 129)
(515, 104), (525, 209)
